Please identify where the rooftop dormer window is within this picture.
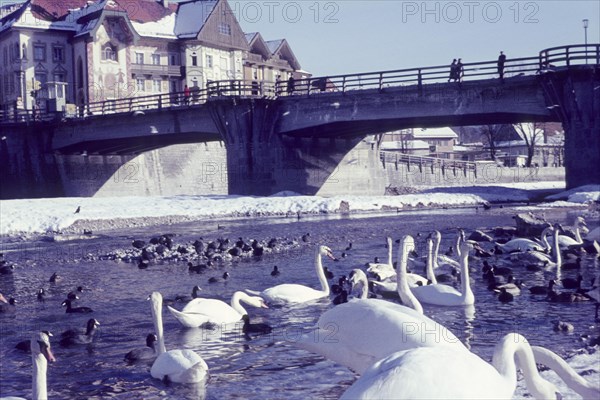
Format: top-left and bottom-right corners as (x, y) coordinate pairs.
(102, 44), (117, 62)
(218, 23), (231, 36)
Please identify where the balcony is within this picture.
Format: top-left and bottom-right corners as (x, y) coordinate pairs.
(130, 63), (182, 77)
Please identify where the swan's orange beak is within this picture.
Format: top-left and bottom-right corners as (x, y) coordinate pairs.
(43, 344), (56, 363)
(326, 251), (337, 261)
(261, 302), (269, 309)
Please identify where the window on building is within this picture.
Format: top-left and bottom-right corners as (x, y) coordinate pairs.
(153, 78), (162, 92)
(102, 45), (117, 61)
(13, 42), (19, 60)
(169, 53), (179, 66)
(218, 23), (231, 35)
(22, 44), (27, 59)
(151, 54), (161, 65)
(206, 54), (213, 68)
(52, 46), (64, 63)
(191, 53), (197, 67)
(135, 52), (144, 64)
(54, 73), (66, 83)
(33, 44), (46, 61)
(136, 77), (145, 92)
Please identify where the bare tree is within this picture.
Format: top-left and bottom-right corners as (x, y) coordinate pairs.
(480, 124), (503, 161)
(514, 122), (544, 167)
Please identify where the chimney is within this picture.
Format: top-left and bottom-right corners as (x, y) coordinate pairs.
(160, 0), (169, 7)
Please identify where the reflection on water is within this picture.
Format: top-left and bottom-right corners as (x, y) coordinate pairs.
(0, 208), (598, 399)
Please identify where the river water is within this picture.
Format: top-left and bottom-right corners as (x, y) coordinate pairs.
(0, 206), (598, 399)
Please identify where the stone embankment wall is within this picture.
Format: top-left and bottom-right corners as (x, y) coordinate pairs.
(55, 141), (228, 197)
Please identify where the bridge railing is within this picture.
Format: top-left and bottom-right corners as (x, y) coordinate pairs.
(380, 151), (477, 172)
(2, 44), (598, 124)
(274, 56), (542, 96)
(540, 44), (600, 67)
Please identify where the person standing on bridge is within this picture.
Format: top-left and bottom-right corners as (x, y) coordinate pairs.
(184, 84), (191, 105)
(287, 75), (295, 95)
(456, 59), (464, 82)
(497, 51), (507, 82)
(448, 59), (457, 82)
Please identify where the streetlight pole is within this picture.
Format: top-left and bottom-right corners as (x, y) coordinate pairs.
(583, 19), (589, 64)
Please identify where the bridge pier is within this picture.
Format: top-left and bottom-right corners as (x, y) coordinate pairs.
(544, 67), (600, 189)
(208, 98), (372, 195)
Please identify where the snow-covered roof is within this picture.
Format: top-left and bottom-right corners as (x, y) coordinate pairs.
(265, 39), (283, 54)
(174, 0), (217, 38)
(412, 127), (458, 139)
(0, 0), (213, 39)
(131, 12), (176, 39)
(381, 140), (430, 150)
(245, 32), (258, 43)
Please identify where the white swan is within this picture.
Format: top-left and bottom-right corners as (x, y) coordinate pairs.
(0, 331), (56, 400)
(410, 240), (476, 306)
(168, 291), (268, 328)
(531, 345), (600, 399)
(519, 225), (562, 267)
(292, 235), (467, 374)
(558, 217), (587, 248)
(340, 333), (562, 400)
(246, 245), (335, 305)
(496, 226), (553, 253)
(366, 237), (395, 281)
(430, 230), (461, 273)
(370, 236), (432, 296)
(149, 292), (208, 384)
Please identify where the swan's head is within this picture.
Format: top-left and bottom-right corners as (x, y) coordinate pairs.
(348, 269), (367, 288)
(401, 235), (415, 252)
(459, 239), (480, 255)
(431, 230), (441, 242)
(319, 245), (336, 260)
(386, 237), (393, 247)
(529, 378), (563, 400)
(148, 292), (162, 306)
(248, 295), (269, 309)
(0, 293), (8, 303)
(32, 331), (56, 363)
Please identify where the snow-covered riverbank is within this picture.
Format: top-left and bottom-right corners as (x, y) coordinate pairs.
(1, 182), (597, 236)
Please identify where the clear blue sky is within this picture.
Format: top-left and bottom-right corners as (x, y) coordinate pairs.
(2, 0), (599, 76)
(232, 0), (600, 75)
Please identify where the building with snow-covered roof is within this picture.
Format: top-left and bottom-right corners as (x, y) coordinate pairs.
(381, 127), (458, 158)
(244, 33), (308, 87)
(0, 0), (306, 113)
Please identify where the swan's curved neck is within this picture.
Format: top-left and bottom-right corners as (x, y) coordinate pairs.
(231, 292), (249, 316)
(32, 351), (47, 400)
(492, 334), (554, 399)
(386, 238), (393, 265)
(426, 239), (437, 284)
(357, 274), (369, 299)
(552, 230), (562, 266)
(541, 229), (551, 251)
(454, 234), (462, 257)
(315, 249), (329, 296)
(573, 225), (583, 243)
(531, 345), (600, 399)
(397, 240), (424, 314)
(459, 250), (473, 303)
(432, 234), (441, 268)
(151, 295), (167, 355)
